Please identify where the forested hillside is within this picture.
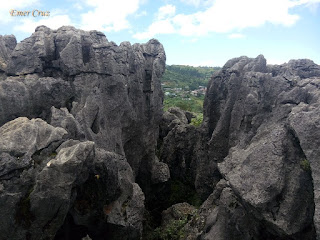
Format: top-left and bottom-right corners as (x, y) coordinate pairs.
(161, 65), (221, 90)
(161, 65), (221, 125)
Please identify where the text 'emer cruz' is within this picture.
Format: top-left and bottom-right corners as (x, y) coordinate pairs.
(10, 10), (50, 17)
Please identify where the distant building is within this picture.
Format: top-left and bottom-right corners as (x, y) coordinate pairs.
(191, 86), (207, 96)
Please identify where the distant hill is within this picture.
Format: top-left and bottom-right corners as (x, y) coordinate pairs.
(161, 65), (221, 119)
(161, 65), (221, 90)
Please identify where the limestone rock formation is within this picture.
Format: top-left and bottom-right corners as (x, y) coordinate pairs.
(0, 25), (166, 180)
(0, 118), (145, 240)
(0, 25), (165, 240)
(203, 55), (320, 239)
(0, 34), (16, 75)
(1, 24), (320, 240)
(160, 55), (320, 239)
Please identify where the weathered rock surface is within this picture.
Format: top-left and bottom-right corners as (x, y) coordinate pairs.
(160, 55), (320, 239)
(0, 34), (16, 74)
(0, 117), (145, 240)
(0, 76), (73, 126)
(1, 25), (165, 179)
(0, 26), (165, 240)
(2, 24), (320, 240)
(203, 55), (320, 239)
(0, 117), (67, 178)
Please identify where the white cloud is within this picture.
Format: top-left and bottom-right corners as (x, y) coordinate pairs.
(180, 0), (201, 7)
(0, 0), (40, 24)
(133, 4), (176, 39)
(13, 15), (72, 33)
(180, 0), (215, 7)
(295, 0), (320, 4)
(80, 0), (142, 32)
(135, 10), (147, 18)
(228, 33), (246, 39)
(172, 0), (302, 36)
(133, 19), (175, 39)
(297, 0), (320, 13)
(73, 3), (84, 10)
(157, 4), (176, 20)
(134, 0), (319, 39)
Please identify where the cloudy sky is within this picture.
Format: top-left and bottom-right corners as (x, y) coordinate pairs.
(1, 0), (319, 66)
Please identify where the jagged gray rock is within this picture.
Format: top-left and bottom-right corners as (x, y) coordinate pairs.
(2, 24), (320, 240)
(161, 55), (320, 239)
(0, 25), (165, 180)
(151, 157), (170, 184)
(159, 109), (220, 200)
(0, 118), (145, 240)
(288, 78), (320, 239)
(0, 76), (73, 126)
(50, 106), (85, 140)
(201, 55), (320, 239)
(161, 202), (196, 227)
(0, 25), (165, 240)
(0, 117), (67, 178)
(29, 141), (95, 240)
(0, 34), (16, 74)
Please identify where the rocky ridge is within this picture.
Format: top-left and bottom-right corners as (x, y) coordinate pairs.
(1, 25), (320, 240)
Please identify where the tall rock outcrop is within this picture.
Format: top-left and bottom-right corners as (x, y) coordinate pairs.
(0, 34), (16, 76)
(160, 55), (320, 239)
(0, 25), (166, 179)
(0, 26), (165, 240)
(204, 55), (320, 239)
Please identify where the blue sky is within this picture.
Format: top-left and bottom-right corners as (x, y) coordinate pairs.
(1, 0), (319, 66)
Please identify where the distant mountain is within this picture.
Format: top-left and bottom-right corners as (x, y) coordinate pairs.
(161, 65), (221, 90)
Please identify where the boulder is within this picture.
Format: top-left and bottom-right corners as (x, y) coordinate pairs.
(0, 118), (145, 240)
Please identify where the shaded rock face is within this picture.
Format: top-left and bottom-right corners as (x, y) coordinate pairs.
(160, 55), (320, 239)
(0, 26), (165, 240)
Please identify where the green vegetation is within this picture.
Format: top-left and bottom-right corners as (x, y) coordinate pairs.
(300, 158), (311, 171)
(162, 65), (220, 90)
(143, 65), (219, 239)
(152, 217), (188, 240)
(162, 65), (220, 126)
(163, 96), (204, 113)
(190, 113), (203, 127)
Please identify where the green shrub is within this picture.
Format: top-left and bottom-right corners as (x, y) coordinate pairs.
(300, 159), (311, 171)
(190, 113), (203, 127)
(153, 217), (188, 240)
